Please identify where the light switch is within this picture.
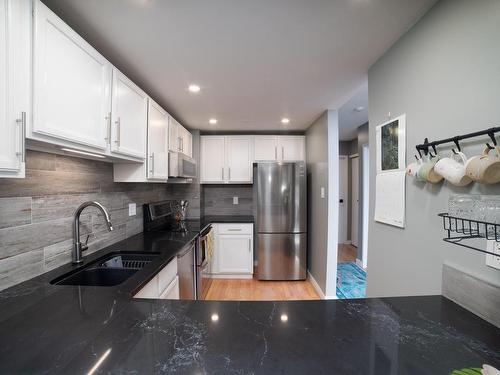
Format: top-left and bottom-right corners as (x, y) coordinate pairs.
(320, 187), (325, 199)
(128, 203), (136, 216)
(233, 196), (239, 205)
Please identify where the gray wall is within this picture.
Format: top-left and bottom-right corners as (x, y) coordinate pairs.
(0, 150), (200, 291)
(202, 185), (253, 216)
(367, 0), (500, 297)
(306, 112), (330, 292)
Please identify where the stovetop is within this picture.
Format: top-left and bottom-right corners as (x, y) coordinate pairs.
(145, 218), (205, 233)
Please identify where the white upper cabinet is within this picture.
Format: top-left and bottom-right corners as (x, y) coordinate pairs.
(147, 99), (169, 180)
(169, 117), (192, 157)
(278, 136), (305, 161)
(254, 135), (305, 162)
(0, 0), (30, 178)
(225, 136), (253, 182)
(32, 0), (111, 150)
(200, 136), (225, 183)
(110, 68), (147, 160)
(200, 136), (253, 184)
(254, 136), (278, 161)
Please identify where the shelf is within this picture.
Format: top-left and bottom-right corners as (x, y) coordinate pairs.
(438, 213), (499, 256)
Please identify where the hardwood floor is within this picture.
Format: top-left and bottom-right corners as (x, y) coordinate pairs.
(204, 273), (320, 301)
(338, 243), (357, 263)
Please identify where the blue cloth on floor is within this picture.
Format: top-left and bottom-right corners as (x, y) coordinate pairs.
(336, 262), (366, 299)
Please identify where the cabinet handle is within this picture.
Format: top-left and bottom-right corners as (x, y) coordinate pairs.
(228, 167), (231, 180)
(104, 112), (111, 142)
(275, 146), (277, 160)
(248, 238), (252, 252)
(222, 167), (224, 180)
(15, 112), (26, 162)
(178, 137), (182, 151)
(114, 117), (121, 146)
(149, 152), (155, 174)
(227, 228), (242, 232)
(281, 146), (284, 160)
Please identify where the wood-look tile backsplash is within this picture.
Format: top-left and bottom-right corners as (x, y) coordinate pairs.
(202, 184), (253, 216)
(0, 150), (200, 291)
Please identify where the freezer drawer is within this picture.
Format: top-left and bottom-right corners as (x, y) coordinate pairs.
(257, 233), (307, 280)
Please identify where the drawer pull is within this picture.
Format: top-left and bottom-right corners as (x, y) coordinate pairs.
(227, 228), (242, 232)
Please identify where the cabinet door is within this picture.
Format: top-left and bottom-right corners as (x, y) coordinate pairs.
(168, 117), (180, 152)
(226, 136), (253, 183)
(158, 276), (180, 300)
(200, 136), (225, 183)
(134, 275), (159, 299)
(33, 1), (111, 150)
(147, 99), (169, 180)
(0, 0), (29, 178)
(254, 136), (277, 161)
(217, 235), (253, 274)
(110, 69), (147, 159)
(278, 136), (305, 161)
(181, 128), (192, 157)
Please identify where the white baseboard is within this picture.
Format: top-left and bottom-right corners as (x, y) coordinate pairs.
(356, 259), (364, 268)
(308, 271), (325, 299)
(343, 241), (352, 245)
(208, 274), (253, 280)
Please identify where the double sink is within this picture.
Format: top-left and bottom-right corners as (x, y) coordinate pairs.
(50, 252), (160, 287)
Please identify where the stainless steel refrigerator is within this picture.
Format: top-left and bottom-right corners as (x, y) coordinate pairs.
(255, 162), (307, 280)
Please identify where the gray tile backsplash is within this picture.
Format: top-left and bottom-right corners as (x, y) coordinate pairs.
(202, 185), (253, 216)
(0, 150), (200, 291)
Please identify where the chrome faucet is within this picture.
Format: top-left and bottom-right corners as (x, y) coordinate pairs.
(73, 201), (113, 264)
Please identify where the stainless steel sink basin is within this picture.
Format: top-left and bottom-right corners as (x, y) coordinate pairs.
(51, 252), (160, 287)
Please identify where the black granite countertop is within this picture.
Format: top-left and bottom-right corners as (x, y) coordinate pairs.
(1, 215), (499, 374)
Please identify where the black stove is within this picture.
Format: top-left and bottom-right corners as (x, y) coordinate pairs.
(144, 200), (202, 233)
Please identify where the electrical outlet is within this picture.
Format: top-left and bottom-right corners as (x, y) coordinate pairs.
(320, 187), (325, 199)
(128, 203), (136, 216)
(486, 240), (500, 270)
(233, 196), (239, 205)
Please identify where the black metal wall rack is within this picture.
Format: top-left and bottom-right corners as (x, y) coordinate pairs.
(415, 126), (500, 157)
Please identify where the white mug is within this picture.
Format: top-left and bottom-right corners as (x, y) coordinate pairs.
(434, 151), (472, 186)
(406, 157), (423, 178)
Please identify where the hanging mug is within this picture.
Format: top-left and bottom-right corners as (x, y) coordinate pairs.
(417, 154), (443, 183)
(465, 146), (500, 184)
(434, 151), (472, 186)
(406, 157), (423, 178)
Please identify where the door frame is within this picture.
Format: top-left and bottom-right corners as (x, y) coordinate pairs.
(350, 154), (359, 248)
(338, 155), (348, 244)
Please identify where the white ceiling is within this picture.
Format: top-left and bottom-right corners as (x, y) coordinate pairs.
(339, 81), (368, 141)
(42, 0), (437, 132)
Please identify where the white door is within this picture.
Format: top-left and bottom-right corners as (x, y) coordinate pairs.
(168, 117), (179, 152)
(226, 136), (253, 183)
(217, 235), (253, 274)
(147, 99), (169, 181)
(200, 136), (225, 183)
(278, 136), (305, 161)
(351, 156), (359, 247)
(0, 0), (29, 178)
(110, 69), (147, 159)
(33, 1), (111, 150)
(254, 136), (277, 161)
(338, 155), (348, 243)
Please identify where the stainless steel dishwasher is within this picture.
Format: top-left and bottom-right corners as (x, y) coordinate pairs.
(177, 240), (196, 300)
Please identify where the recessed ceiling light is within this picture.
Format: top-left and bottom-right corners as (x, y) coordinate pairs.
(353, 106), (365, 112)
(209, 118), (218, 125)
(281, 118), (290, 124)
(188, 84), (201, 93)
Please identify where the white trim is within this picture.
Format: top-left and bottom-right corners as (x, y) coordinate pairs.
(207, 274), (253, 280)
(349, 153), (359, 159)
(343, 240), (352, 245)
(308, 271), (338, 300)
(356, 259), (364, 269)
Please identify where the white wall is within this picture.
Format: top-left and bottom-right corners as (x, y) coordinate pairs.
(367, 0), (500, 297)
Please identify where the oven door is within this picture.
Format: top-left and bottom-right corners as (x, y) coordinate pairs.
(196, 226), (213, 299)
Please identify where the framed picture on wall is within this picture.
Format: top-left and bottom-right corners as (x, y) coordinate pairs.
(376, 114), (406, 173)
(374, 114), (406, 228)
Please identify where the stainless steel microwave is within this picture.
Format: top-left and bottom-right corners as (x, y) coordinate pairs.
(169, 152), (197, 178)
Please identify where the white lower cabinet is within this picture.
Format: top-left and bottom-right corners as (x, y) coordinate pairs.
(209, 223), (254, 279)
(134, 258), (179, 299)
